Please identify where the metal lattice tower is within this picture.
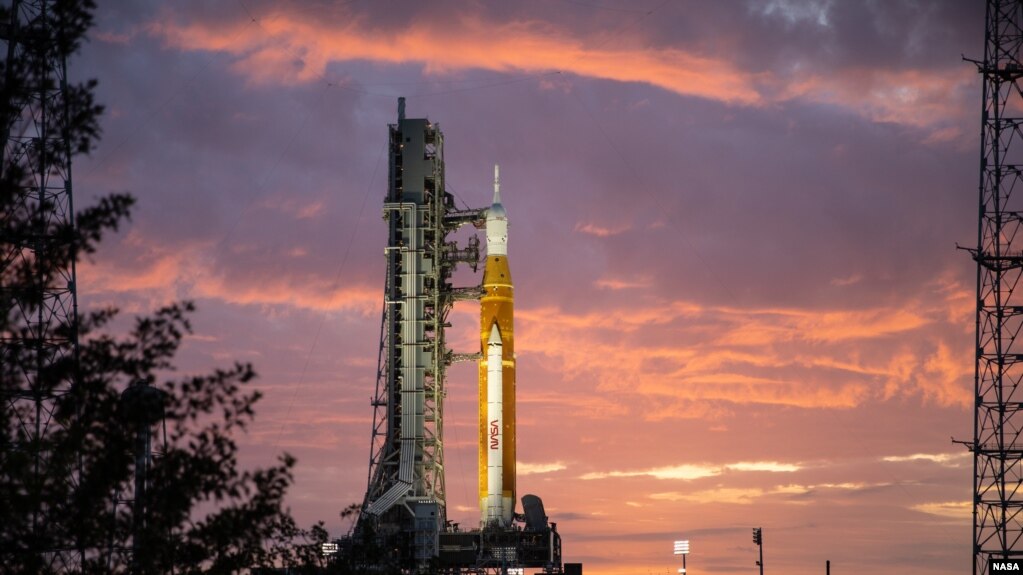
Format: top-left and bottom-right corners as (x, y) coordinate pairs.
(974, 1), (1023, 573)
(0, 0), (82, 570)
(360, 99), (482, 569)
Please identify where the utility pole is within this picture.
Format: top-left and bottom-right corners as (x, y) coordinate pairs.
(752, 528), (763, 575)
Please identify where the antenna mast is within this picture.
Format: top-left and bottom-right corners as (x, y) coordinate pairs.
(972, 2), (1023, 573)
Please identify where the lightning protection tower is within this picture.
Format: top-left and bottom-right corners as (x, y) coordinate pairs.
(973, 1), (1023, 573)
(358, 98), (483, 571)
(0, 0), (85, 571)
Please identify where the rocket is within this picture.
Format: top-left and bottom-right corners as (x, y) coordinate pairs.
(479, 164), (515, 527)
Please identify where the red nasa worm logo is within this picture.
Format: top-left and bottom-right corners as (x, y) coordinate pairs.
(490, 420), (500, 449)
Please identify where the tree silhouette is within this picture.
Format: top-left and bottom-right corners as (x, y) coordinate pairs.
(0, 2), (326, 573)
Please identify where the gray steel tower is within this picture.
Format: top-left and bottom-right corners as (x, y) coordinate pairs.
(0, 0), (83, 570)
(973, 1), (1023, 573)
(359, 98), (482, 569)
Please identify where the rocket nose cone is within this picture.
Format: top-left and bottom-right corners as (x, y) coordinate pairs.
(488, 323), (502, 345)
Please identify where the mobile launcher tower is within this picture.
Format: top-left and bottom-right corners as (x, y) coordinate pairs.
(349, 99), (564, 574)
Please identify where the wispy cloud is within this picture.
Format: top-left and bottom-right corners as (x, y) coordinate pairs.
(258, 196), (327, 220)
(881, 452), (969, 466)
(648, 481), (892, 505)
(581, 460), (801, 481)
(594, 276), (652, 290)
(582, 464), (722, 481)
(651, 487), (764, 504)
(911, 501), (971, 519)
(778, 67), (973, 132)
(830, 274), (863, 287)
(574, 221), (631, 237)
(518, 461), (568, 475)
(727, 461), (800, 473)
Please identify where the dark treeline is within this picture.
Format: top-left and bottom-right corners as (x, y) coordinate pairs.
(0, 1), (329, 573)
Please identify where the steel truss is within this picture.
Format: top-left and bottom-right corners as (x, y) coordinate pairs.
(0, 0), (82, 571)
(974, 2), (1023, 573)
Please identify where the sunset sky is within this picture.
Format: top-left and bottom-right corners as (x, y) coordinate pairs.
(73, 1), (981, 573)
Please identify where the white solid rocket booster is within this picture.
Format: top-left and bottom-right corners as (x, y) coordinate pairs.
(486, 323), (504, 524)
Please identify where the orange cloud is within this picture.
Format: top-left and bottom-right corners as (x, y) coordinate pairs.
(78, 233), (379, 315)
(143, 9), (970, 134)
(514, 278), (971, 413)
(778, 66), (974, 132)
(574, 221), (631, 237)
(517, 391), (631, 420)
(919, 342), (972, 406)
(257, 195), (327, 220)
(714, 306), (930, 344)
(594, 276), (652, 290)
(911, 501), (971, 519)
(148, 11), (764, 105)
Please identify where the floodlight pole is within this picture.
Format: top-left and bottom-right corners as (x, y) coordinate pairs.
(753, 527), (764, 575)
(674, 540), (690, 575)
(758, 540), (764, 575)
